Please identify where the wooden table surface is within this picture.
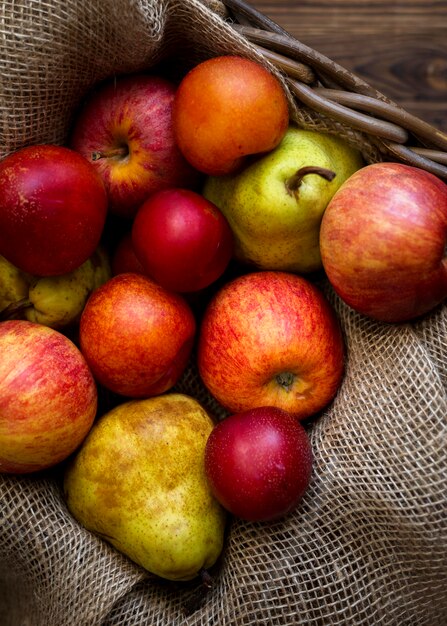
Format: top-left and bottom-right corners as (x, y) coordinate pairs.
(249, 0), (447, 132)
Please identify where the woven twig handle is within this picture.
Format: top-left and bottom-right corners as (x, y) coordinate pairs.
(223, 0), (447, 179)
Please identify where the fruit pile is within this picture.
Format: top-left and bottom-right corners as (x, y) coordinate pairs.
(1, 54), (446, 585)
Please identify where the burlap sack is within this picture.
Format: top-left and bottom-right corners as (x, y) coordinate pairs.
(1, 1), (446, 625)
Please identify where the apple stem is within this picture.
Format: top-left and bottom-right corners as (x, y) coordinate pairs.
(0, 297), (32, 320)
(285, 166), (336, 197)
(91, 146), (128, 161)
(276, 372), (296, 392)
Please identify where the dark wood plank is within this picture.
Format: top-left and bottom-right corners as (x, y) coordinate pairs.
(248, 0), (447, 131)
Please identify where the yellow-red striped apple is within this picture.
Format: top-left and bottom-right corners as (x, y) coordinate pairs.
(197, 271), (344, 420)
(70, 74), (200, 218)
(0, 320), (97, 474)
(320, 162), (447, 322)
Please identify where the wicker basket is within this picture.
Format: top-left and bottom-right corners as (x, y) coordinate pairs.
(0, 1), (446, 625)
(225, 0), (447, 178)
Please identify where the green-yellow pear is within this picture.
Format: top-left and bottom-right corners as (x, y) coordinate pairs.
(0, 255), (32, 313)
(0, 247), (111, 328)
(203, 126), (364, 273)
(26, 260), (96, 328)
(90, 246), (112, 289)
(63, 393), (226, 582)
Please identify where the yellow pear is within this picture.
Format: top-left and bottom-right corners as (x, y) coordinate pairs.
(90, 246), (112, 289)
(0, 247), (111, 328)
(26, 261), (95, 327)
(0, 255), (32, 313)
(63, 393), (226, 582)
(26, 246), (111, 328)
(203, 125), (364, 273)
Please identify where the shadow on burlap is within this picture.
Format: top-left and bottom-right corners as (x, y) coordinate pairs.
(1, 1), (446, 624)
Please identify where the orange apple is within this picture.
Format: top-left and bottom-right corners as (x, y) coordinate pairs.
(79, 273), (196, 397)
(173, 55), (289, 175)
(0, 320), (97, 474)
(197, 271), (344, 420)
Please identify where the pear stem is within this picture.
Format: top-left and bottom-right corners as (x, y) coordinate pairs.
(182, 569), (214, 616)
(285, 166), (336, 197)
(200, 568), (213, 589)
(91, 146), (128, 161)
(0, 297), (32, 320)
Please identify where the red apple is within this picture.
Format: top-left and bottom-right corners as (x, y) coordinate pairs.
(173, 55), (289, 176)
(112, 232), (146, 276)
(0, 144), (107, 276)
(197, 271), (344, 420)
(205, 406), (313, 521)
(0, 320), (97, 474)
(79, 273), (196, 397)
(131, 188), (233, 293)
(320, 162), (447, 323)
(70, 74), (201, 218)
